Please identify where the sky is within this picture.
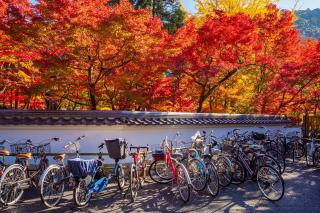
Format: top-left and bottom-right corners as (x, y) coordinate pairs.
(181, 0), (320, 13)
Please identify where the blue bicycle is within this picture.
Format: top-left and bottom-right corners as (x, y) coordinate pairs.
(71, 138), (127, 207)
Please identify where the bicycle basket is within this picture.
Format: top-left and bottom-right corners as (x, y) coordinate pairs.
(67, 158), (98, 179)
(105, 138), (127, 160)
(10, 142), (32, 154)
(220, 140), (234, 153)
(31, 143), (51, 156)
(252, 132), (266, 141)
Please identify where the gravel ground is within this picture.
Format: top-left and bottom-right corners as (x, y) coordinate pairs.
(1, 161), (320, 213)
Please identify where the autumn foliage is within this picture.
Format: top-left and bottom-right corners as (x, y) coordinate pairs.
(0, 0), (319, 119)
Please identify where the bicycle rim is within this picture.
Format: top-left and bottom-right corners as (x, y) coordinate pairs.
(216, 157), (232, 187)
(257, 166), (284, 201)
(188, 158), (207, 191)
(176, 164), (190, 203)
(130, 164), (138, 202)
(206, 162), (219, 197)
(0, 165), (26, 205)
(313, 148), (320, 167)
(117, 165), (125, 190)
(40, 165), (65, 208)
(74, 179), (91, 207)
(148, 160), (172, 184)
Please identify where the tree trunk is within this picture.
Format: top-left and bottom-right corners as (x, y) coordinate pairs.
(88, 66), (97, 110)
(14, 90), (19, 109)
(89, 83), (97, 110)
(196, 88), (206, 113)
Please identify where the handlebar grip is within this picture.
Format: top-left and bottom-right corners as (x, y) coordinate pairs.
(98, 143), (104, 150)
(78, 135), (85, 140)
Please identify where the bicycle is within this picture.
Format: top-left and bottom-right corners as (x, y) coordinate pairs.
(233, 129), (285, 174)
(200, 131), (232, 188)
(182, 145), (220, 197)
(148, 136), (192, 203)
(304, 130), (320, 167)
(0, 137), (60, 206)
(224, 139), (285, 201)
(0, 140), (12, 177)
(39, 136), (85, 208)
(127, 144), (149, 202)
(285, 130), (305, 161)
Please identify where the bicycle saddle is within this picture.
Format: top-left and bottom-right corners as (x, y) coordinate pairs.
(0, 148), (10, 156)
(53, 153), (66, 161)
(16, 152), (32, 159)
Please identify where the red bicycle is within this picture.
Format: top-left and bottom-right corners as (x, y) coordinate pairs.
(127, 144), (149, 202)
(148, 137), (192, 203)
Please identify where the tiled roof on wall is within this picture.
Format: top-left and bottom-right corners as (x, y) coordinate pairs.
(0, 110), (290, 126)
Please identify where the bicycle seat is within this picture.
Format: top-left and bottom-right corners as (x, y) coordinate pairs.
(16, 153), (32, 159)
(171, 153), (183, 159)
(129, 152), (138, 157)
(0, 149), (10, 156)
(53, 153), (66, 161)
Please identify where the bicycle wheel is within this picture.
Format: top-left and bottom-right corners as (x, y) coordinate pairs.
(313, 147), (320, 167)
(187, 158), (207, 191)
(73, 178), (91, 207)
(129, 164), (138, 202)
(206, 162), (219, 197)
(116, 165), (125, 190)
(254, 155), (281, 175)
(257, 165), (284, 201)
(0, 164), (26, 205)
(40, 164), (66, 208)
(286, 142), (305, 159)
(230, 158), (246, 184)
(215, 156), (232, 187)
(148, 159), (172, 184)
(175, 164), (190, 203)
(266, 149), (286, 174)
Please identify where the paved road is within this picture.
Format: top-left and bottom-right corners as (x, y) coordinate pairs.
(1, 161), (320, 213)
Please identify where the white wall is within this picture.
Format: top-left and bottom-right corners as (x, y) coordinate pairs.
(0, 124), (301, 164)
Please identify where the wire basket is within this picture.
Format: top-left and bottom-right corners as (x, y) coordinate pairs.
(10, 142), (32, 154)
(64, 141), (80, 154)
(105, 138), (127, 160)
(31, 143), (51, 156)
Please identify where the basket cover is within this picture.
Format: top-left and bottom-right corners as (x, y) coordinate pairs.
(105, 138), (127, 160)
(67, 158), (98, 178)
(152, 150), (164, 161)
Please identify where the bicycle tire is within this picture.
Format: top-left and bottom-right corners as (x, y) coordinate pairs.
(148, 160), (172, 184)
(0, 164), (26, 205)
(230, 158), (246, 184)
(40, 164), (66, 208)
(175, 164), (191, 203)
(266, 149), (286, 174)
(129, 164), (138, 202)
(73, 178), (91, 207)
(116, 165), (125, 190)
(206, 161), (219, 197)
(215, 156), (232, 187)
(313, 147), (320, 167)
(187, 158), (207, 191)
(257, 165), (285, 201)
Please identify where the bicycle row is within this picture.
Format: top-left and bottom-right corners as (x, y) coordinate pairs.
(0, 127), (308, 208)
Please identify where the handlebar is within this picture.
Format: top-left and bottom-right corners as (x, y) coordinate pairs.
(130, 144), (149, 151)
